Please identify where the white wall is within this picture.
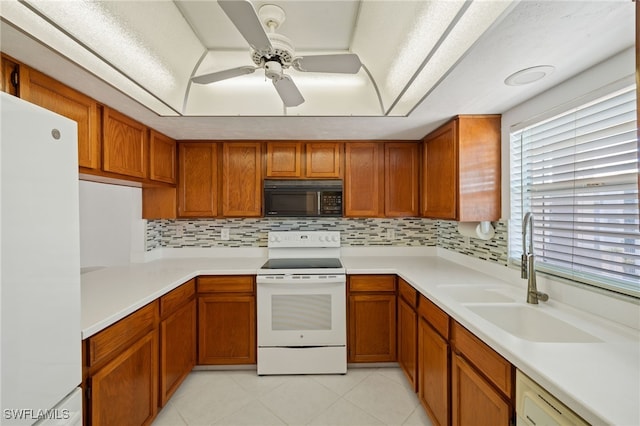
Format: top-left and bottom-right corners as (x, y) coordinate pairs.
(79, 180), (145, 268)
(500, 47), (636, 220)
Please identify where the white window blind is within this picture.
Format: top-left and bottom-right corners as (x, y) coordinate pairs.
(509, 86), (639, 298)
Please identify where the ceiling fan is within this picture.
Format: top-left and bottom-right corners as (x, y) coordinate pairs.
(191, 0), (362, 107)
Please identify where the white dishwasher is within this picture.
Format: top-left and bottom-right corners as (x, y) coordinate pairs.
(516, 370), (589, 426)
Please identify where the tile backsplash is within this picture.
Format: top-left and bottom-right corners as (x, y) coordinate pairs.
(146, 218), (509, 266)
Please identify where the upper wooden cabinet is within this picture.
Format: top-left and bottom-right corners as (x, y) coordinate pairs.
(177, 142), (218, 217)
(385, 142), (419, 217)
(306, 142), (342, 178)
(149, 130), (176, 184)
(266, 142), (302, 177)
(265, 141), (342, 178)
(102, 107), (148, 178)
(19, 66), (101, 170)
(222, 142), (262, 217)
(1, 54), (19, 97)
(345, 142), (419, 217)
(344, 142), (385, 217)
(422, 115), (501, 221)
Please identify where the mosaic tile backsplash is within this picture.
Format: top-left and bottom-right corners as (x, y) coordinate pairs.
(146, 218), (509, 266)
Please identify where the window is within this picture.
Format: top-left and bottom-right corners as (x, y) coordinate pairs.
(509, 85), (639, 298)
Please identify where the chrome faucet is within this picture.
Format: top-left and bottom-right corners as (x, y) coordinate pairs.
(521, 212), (549, 304)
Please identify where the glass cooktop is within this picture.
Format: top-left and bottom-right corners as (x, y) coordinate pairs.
(260, 258), (343, 270)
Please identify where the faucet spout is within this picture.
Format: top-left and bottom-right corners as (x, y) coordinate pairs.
(522, 212), (548, 304)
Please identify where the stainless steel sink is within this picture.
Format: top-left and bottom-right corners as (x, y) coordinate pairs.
(438, 285), (516, 303)
(466, 304), (602, 343)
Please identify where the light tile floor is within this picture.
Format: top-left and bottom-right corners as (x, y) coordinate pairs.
(153, 367), (433, 426)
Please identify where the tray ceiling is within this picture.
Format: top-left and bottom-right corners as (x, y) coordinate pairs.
(0, 0), (635, 139)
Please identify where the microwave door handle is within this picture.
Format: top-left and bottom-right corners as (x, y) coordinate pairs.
(317, 192), (321, 215)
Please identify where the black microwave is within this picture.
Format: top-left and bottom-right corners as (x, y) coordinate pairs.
(264, 179), (343, 217)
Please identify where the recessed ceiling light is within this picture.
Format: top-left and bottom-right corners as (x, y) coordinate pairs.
(504, 65), (555, 86)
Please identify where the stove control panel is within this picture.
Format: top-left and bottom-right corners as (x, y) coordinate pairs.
(267, 231), (341, 248)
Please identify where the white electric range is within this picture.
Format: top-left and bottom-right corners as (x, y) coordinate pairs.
(256, 231), (346, 375)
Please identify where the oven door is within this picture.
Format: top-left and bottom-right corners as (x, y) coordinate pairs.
(257, 276), (346, 347)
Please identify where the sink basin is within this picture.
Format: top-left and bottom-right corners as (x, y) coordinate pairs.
(438, 285), (516, 303)
(467, 304), (602, 343)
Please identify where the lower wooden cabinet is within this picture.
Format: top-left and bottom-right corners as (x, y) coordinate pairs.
(452, 354), (511, 426)
(347, 275), (397, 362)
(451, 321), (514, 426)
(159, 280), (196, 406)
(197, 276), (256, 365)
(85, 301), (159, 426)
(397, 278), (418, 390)
(418, 316), (450, 426)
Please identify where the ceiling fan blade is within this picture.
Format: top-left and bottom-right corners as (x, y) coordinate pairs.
(218, 0), (272, 52)
(273, 75), (304, 107)
(293, 53), (362, 74)
(192, 66), (257, 84)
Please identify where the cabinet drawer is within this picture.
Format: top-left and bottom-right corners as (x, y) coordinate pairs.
(349, 275), (396, 293)
(197, 275), (255, 293)
(160, 279), (195, 317)
(452, 321), (512, 396)
(88, 300), (158, 367)
(418, 295), (450, 340)
(398, 278), (417, 308)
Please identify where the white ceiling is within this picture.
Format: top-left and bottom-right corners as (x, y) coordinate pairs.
(0, 0), (635, 140)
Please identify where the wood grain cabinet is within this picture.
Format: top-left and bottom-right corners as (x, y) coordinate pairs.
(159, 279), (196, 406)
(422, 115), (501, 221)
(347, 275), (397, 362)
(197, 276), (256, 365)
(102, 107), (148, 179)
(345, 142), (419, 217)
(222, 142), (262, 217)
(344, 143), (384, 217)
(385, 142), (419, 217)
(418, 295), (451, 426)
(451, 321), (514, 426)
(177, 142), (218, 217)
(85, 301), (159, 426)
(1, 54), (19, 96)
(397, 278), (418, 390)
(266, 141), (302, 177)
(265, 141), (342, 178)
(149, 130), (176, 184)
(18, 66), (101, 170)
(306, 142), (342, 178)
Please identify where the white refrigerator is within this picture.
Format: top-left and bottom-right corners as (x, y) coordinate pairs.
(1, 92), (82, 425)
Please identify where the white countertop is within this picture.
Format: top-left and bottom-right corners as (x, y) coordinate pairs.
(81, 249), (640, 425)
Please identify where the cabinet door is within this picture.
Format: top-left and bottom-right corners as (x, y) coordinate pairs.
(422, 120), (457, 219)
(102, 107), (148, 178)
(385, 142), (419, 217)
(344, 143), (384, 217)
(457, 116), (501, 221)
(222, 142), (262, 217)
(266, 142), (302, 177)
(348, 294), (396, 362)
(149, 130), (176, 184)
(198, 294), (256, 364)
(90, 329), (158, 426)
(1, 54), (18, 96)
(306, 142), (342, 178)
(418, 319), (450, 426)
(398, 296), (418, 390)
(452, 353), (511, 426)
(160, 299), (196, 406)
(19, 66), (100, 169)
(178, 142), (217, 217)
